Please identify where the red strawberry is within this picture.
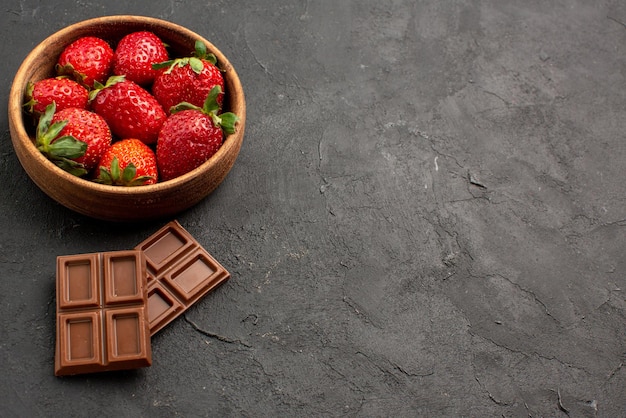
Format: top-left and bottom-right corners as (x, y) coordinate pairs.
(156, 86), (238, 181)
(35, 103), (111, 176)
(24, 77), (89, 116)
(90, 76), (167, 144)
(35, 103), (88, 176)
(152, 40), (224, 113)
(95, 138), (158, 186)
(56, 36), (114, 87)
(51, 107), (112, 173)
(112, 31), (168, 85)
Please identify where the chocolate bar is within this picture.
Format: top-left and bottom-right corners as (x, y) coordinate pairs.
(135, 220), (230, 335)
(55, 250), (151, 376)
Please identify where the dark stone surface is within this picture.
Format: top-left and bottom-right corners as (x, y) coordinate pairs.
(1, 1), (625, 416)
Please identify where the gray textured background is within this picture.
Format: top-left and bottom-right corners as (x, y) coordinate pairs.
(1, 1), (625, 416)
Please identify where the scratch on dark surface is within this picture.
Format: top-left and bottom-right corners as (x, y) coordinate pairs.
(602, 217), (626, 227)
(607, 361), (623, 380)
(478, 87), (510, 106)
(492, 273), (558, 322)
(318, 130), (324, 163)
(354, 351), (400, 382)
(555, 388), (570, 416)
(242, 313), (259, 325)
(474, 376), (509, 406)
(607, 15), (626, 29)
(393, 363), (435, 378)
(184, 315), (251, 347)
(7, 1), (35, 19)
(243, 26), (272, 75)
(427, 140), (465, 171)
(467, 325), (590, 374)
(468, 171), (487, 189)
(342, 296), (380, 328)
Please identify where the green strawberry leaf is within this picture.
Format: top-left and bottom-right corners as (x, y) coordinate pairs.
(36, 103), (58, 144)
(189, 57), (204, 74)
(202, 85), (222, 115)
(152, 40), (216, 75)
(219, 112), (239, 135)
(95, 158), (154, 186)
(23, 81), (37, 114)
(170, 101), (202, 114)
(171, 85), (238, 133)
(46, 135), (88, 159)
(193, 40), (216, 65)
(122, 162), (137, 184)
(126, 175), (155, 186)
(106, 75), (127, 86)
(110, 156), (122, 180)
(89, 75), (126, 101)
(53, 157), (88, 177)
(205, 53), (217, 65)
(152, 59), (176, 72)
(194, 40), (207, 58)
(42, 120), (68, 144)
(96, 166), (113, 184)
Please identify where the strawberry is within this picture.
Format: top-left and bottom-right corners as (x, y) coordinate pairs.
(35, 103), (88, 176)
(156, 86), (238, 181)
(51, 107), (112, 173)
(152, 40), (225, 113)
(35, 103), (111, 176)
(56, 36), (114, 87)
(112, 31), (168, 86)
(95, 138), (158, 186)
(90, 76), (167, 144)
(24, 77), (89, 116)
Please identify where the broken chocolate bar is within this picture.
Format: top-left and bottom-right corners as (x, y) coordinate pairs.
(55, 250), (151, 376)
(135, 220), (230, 335)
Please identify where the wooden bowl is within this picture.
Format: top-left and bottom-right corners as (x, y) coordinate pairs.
(8, 16), (245, 222)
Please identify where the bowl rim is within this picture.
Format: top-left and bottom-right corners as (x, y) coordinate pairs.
(8, 15), (246, 198)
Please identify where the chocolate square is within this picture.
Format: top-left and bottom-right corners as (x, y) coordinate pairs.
(55, 250), (151, 376)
